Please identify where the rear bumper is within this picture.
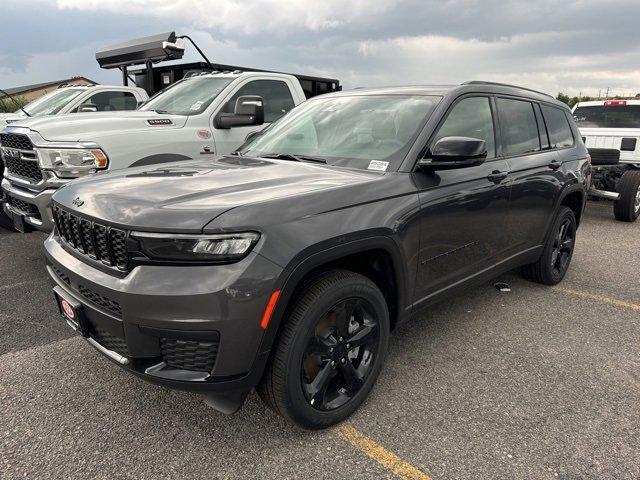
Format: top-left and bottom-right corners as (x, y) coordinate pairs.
(1, 177), (56, 231)
(45, 234), (283, 394)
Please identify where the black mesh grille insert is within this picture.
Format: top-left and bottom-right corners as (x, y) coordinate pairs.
(52, 205), (129, 272)
(3, 156), (43, 183)
(78, 284), (122, 318)
(91, 328), (129, 357)
(160, 338), (219, 373)
(0, 133), (33, 151)
(6, 195), (39, 216)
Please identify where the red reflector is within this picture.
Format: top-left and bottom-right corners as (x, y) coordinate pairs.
(260, 290), (281, 330)
(604, 100), (627, 107)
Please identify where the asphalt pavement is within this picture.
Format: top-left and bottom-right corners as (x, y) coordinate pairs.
(1, 201), (638, 480)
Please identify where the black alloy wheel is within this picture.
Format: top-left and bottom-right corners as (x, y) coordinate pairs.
(550, 217), (575, 279)
(258, 270), (389, 429)
(301, 298), (379, 411)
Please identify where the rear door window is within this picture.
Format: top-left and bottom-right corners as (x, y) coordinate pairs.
(496, 98), (540, 156)
(432, 96), (496, 158)
(541, 105), (574, 148)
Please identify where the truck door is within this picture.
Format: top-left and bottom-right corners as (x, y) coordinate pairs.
(212, 79), (296, 155)
(412, 95), (511, 306)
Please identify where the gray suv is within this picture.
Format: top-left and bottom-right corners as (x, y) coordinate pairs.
(44, 82), (590, 429)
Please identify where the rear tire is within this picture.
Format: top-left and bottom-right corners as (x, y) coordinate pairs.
(613, 170), (640, 222)
(521, 206), (576, 285)
(257, 270), (389, 429)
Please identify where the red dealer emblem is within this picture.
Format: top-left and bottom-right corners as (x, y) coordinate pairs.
(197, 129), (212, 139)
(61, 299), (75, 320)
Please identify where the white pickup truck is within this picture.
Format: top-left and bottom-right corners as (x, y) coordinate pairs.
(0, 84), (148, 128)
(573, 99), (640, 222)
(1, 70), (333, 232)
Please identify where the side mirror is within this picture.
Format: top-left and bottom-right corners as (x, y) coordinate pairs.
(78, 104), (98, 113)
(418, 136), (487, 170)
(215, 95), (265, 129)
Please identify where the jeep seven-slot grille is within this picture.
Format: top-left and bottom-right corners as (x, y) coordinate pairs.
(53, 205), (130, 271)
(160, 338), (219, 373)
(0, 133), (34, 151)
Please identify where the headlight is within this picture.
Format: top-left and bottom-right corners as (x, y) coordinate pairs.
(36, 147), (108, 178)
(131, 231), (260, 262)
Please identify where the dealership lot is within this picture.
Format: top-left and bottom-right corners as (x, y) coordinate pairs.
(1, 201), (638, 480)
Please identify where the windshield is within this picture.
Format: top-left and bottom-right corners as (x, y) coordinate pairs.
(573, 104), (640, 128)
(139, 77), (233, 115)
(21, 88), (84, 116)
(240, 94), (441, 170)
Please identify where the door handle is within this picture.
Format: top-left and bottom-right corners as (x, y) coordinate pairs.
(487, 170), (508, 183)
(549, 159), (562, 170)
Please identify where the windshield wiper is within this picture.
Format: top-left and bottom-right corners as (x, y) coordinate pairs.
(150, 109), (172, 114)
(260, 153), (327, 164)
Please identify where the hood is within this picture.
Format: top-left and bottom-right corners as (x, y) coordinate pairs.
(8, 110), (188, 142)
(52, 156), (382, 233)
(0, 112), (25, 128)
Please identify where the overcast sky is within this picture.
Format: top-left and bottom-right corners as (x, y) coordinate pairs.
(2, 0), (640, 97)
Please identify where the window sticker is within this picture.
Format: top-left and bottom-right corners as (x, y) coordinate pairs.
(190, 101), (204, 111)
(367, 160), (389, 172)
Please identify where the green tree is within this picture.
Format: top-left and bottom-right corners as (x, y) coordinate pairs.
(0, 94), (28, 113)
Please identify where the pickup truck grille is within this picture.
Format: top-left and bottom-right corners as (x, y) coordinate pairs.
(3, 155), (43, 183)
(53, 205), (130, 272)
(6, 195), (39, 217)
(0, 133), (34, 151)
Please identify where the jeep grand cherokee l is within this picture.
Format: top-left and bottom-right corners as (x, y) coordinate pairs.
(45, 81), (589, 429)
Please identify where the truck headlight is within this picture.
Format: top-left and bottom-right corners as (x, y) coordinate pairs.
(36, 147), (108, 177)
(131, 232), (260, 262)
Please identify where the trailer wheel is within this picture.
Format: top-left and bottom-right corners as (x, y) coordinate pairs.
(613, 170), (640, 222)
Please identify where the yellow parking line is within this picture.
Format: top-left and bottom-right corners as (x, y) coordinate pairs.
(334, 423), (432, 480)
(553, 286), (640, 312)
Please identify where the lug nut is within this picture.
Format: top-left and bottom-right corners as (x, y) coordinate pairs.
(346, 343), (351, 349)
(331, 360), (336, 366)
(339, 337), (344, 342)
(341, 358), (346, 364)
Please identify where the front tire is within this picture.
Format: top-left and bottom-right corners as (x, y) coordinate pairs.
(613, 170), (640, 222)
(521, 206), (577, 285)
(258, 270), (390, 429)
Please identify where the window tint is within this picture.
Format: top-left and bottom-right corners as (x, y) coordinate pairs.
(497, 98), (540, 156)
(432, 96), (495, 158)
(223, 80), (295, 123)
(80, 91), (137, 111)
(534, 104), (550, 149)
(541, 105), (574, 148)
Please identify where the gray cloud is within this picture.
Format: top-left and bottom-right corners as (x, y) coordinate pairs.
(1, 0), (640, 97)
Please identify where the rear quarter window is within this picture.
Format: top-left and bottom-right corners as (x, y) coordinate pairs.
(541, 105), (574, 148)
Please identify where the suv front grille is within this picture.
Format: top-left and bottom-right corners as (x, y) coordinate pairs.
(160, 338), (219, 373)
(6, 195), (39, 217)
(0, 133), (34, 151)
(53, 205), (130, 272)
(91, 328), (129, 357)
(3, 156), (43, 183)
(78, 284), (123, 318)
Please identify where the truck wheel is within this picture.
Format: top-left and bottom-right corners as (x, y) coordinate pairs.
(257, 270), (389, 429)
(521, 206), (576, 285)
(613, 170), (640, 222)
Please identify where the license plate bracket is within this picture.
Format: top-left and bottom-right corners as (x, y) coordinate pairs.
(53, 286), (90, 337)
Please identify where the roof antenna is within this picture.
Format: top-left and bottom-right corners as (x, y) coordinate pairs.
(176, 35), (213, 70)
(0, 88), (31, 117)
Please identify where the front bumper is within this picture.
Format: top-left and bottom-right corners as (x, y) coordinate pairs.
(1, 177), (56, 231)
(45, 234), (283, 394)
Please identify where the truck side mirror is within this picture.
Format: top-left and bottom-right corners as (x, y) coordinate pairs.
(215, 95), (265, 129)
(78, 104), (99, 113)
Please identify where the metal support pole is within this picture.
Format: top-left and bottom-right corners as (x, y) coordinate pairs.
(122, 66), (128, 86)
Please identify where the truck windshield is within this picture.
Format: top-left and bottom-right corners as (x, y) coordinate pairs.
(239, 94), (441, 170)
(573, 104), (640, 128)
(21, 88), (84, 116)
(139, 77), (233, 116)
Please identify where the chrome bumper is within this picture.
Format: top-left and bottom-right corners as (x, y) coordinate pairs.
(1, 177), (57, 231)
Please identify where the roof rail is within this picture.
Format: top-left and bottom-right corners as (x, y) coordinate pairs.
(463, 80), (554, 99)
